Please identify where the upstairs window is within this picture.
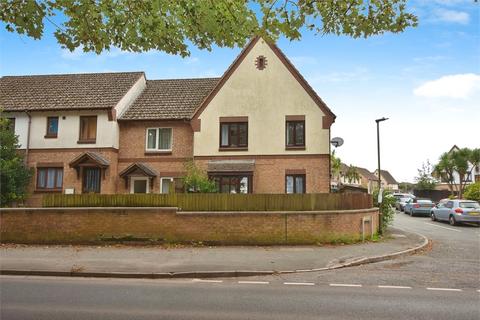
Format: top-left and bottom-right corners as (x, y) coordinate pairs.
(220, 122), (248, 149)
(45, 116), (59, 138)
(79, 116), (97, 143)
(146, 128), (172, 151)
(37, 167), (63, 191)
(286, 120), (305, 148)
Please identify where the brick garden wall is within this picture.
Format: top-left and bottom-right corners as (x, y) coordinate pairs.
(0, 207), (378, 245)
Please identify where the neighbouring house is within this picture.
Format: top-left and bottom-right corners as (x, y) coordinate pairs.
(435, 145), (480, 192)
(0, 36), (336, 205)
(331, 164), (377, 194)
(374, 169), (399, 191)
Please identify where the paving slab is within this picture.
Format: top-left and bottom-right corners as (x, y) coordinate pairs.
(0, 227), (428, 278)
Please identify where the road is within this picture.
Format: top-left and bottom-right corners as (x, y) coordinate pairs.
(1, 212), (479, 320)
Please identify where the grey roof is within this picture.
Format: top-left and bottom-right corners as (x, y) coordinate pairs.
(119, 163), (158, 177)
(378, 170), (398, 185)
(120, 78), (220, 120)
(208, 160), (255, 172)
(69, 152), (110, 168)
(356, 167), (377, 181)
(0, 72), (144, 112)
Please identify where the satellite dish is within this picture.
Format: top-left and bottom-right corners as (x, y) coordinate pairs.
(331, 137), (344, 148)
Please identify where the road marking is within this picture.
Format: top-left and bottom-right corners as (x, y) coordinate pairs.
(283, 282), (315, 286)
(378, 285), (412, 289)
(191, 279), (223, 283)
(426, 287), (462, 292)
(329, 283), (362, 287)
(424, 223), (461, 232)
(238, 281), (269, 285)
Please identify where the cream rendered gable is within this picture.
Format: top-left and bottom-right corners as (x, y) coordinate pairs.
(193, 38), (330, 156)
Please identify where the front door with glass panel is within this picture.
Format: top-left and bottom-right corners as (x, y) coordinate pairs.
(83, 167), (101, 193)
(131, 178), (149, 194)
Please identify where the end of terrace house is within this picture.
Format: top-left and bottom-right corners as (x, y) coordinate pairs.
(0, 37), (336, 206)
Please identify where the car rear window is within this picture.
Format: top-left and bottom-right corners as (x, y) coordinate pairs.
(417, 200), (432, 203)
(459, 202), (480, 209)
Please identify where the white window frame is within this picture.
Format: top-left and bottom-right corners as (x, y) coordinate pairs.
(160, 177), (174, 194)
(130, 177), (150, 194)
(145, 127), (173, 152)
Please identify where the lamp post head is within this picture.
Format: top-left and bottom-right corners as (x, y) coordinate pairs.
(375, 117), (389, 123)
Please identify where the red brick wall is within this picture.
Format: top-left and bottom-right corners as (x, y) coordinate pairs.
(195, 155), (330, 193)
(25, 148), (118, 206)
(0, 207), (379, 245)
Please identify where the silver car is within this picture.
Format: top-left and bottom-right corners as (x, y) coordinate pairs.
(431, 200), (480, 226)
(404, 199), (435, 217)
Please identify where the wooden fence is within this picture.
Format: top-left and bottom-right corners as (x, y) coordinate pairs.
(42, 193), (373, 211)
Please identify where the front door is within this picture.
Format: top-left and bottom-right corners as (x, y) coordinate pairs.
(131, 177), (149, 194)
(83, 167), (101, 193)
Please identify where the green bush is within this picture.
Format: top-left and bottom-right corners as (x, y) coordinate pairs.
(464, 182), (480, 202)
(373, 189), (396, 233)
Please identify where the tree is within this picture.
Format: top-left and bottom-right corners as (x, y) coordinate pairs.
(414, 160), (436, 191)
(331, 151), (342, 182)
(1, 0), (418, 56)
(464, 182), (480, 202)
(344, 165), (360, 184)
(0, 116), (32, 207)
(183, 160), (217, 193)
(433, 147), (480, 198)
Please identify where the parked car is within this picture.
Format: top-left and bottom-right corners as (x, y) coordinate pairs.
(430, 200), (480, 226)
(396, 197), (415, 212)
(404, 199), (435, 217)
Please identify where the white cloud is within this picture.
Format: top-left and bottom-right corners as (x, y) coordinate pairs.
(434, 9), (470, 24)
(413, 73), (480, 99)
(60, 47), (85, 60)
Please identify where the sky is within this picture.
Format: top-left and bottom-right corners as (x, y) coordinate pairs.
(1, 0), (479, 183)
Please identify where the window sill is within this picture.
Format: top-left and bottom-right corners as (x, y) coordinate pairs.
(34, 189), (62, 193)
(44, 135), (58, 139)
(77, 140), (96, 144)
(218, 147), (248, 151)
(285, 146), (306, 150)
(145, 150), (172, 155)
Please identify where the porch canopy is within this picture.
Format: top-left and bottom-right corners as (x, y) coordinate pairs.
(207, 160), (255, 173)
(69, 152), (110, 178)
(119, 163), (158, 189)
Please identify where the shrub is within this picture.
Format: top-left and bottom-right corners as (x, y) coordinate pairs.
(464, 182), (480, 202)
(182, 160), (217, 193)
(373, 189), (396, 234)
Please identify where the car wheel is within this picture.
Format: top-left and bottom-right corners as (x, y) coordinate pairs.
(431, 212), (436, 221)
(449, 215), (457, 226)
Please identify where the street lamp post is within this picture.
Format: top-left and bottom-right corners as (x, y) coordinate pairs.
(376, 117), (389, 190)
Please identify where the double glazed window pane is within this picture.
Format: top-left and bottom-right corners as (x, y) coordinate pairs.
(147, 129), (157, 149)
(286, 121), (305, 146)
(80, 116), (97, 141)
(47, 117), (58, 136)
(220, 123), (247, 147)
(146, 128), (172, 150)
(286, 175), (305, 194)
(37, 168), (63, 189)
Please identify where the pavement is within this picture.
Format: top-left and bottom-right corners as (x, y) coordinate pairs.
(0, 226), (427, 278)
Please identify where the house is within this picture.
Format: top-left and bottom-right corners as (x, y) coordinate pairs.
(0, 37), (336, 205)
(435, 145), (480, 191)
(373, 169), (399, 191)
(331, 164), (377, 194)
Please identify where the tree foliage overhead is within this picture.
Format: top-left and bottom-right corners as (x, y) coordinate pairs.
(1, 0), (418, 56)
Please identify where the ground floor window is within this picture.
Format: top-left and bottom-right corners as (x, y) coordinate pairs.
(160, 177), (185, 194)
(211, 175), (252, 194)
(83, 167), (101, 193)
(37, 167), (63, 190)
(131, 177), (149, 194)
(286, 174), (306, 194)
